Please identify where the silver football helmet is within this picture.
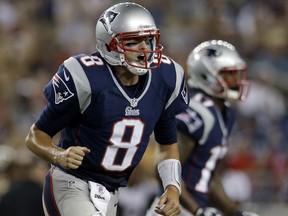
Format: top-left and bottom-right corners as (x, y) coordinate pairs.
(187, 40), (249, 101)
(95, 2), (162, 75)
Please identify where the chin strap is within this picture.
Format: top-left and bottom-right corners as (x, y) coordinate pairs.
(125, 63), (148, 75)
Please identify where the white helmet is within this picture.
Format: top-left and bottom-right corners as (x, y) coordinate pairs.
(95, 2), (163, 75)
(187, 40), (249, 101)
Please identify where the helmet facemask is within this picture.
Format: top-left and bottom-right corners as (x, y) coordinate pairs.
(213, 67), (249, 101)
(108, 30), (163, 75)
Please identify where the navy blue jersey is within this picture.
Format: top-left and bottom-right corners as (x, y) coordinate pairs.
(36, 52), (189, 191)
(176, 90), (235, 207)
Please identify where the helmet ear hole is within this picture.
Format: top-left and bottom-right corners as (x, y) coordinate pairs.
(200, 74), (207, 80)
(105, 44), (111, 52)
(108, 38), (118, 52)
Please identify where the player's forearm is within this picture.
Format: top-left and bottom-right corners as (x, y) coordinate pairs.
(180, 180), (200, 214)
(157, 143), (181, 194)
(25, 124), (64, 164)
(209, 173), (239, 215)
(158, 143), (180, 160)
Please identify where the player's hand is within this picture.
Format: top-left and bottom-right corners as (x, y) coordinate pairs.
(195, 207), (223, 216)
(155, 185), (181, 216)
(233, 211), (259, 216)
(55, 146), (90, 169)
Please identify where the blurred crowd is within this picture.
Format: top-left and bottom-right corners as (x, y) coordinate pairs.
(0, 0), (288, 215)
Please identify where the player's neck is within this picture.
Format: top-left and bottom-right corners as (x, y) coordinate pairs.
(212, 97), (225, 111)
(113, 66), (139, 86)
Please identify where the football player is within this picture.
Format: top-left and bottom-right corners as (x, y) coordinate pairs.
(176, 40), (259, 216)
(25, 2), (189, 216)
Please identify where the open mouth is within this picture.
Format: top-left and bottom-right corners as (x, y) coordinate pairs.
(137, 55), (145, 61)
(135, 55), (147, 66)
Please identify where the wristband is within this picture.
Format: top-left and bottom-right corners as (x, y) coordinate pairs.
(157, 159), (181, 193)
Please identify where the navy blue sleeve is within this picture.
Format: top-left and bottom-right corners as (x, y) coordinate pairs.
(165, 78), (189, 117)
(153, 58), (189, 145)
(35, 63), (82, 137)
(160, 58), (189, 119)
(154, 115), (177, 145)
(35, 104), (71, 137)
(43, 64), (81, 115)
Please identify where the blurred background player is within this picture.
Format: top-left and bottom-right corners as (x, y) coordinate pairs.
(0, 145), (49, 216)
(175, 40), (259, 216)
(25, 2), (188, 216)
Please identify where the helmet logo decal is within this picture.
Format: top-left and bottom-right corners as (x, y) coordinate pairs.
(205, 48), (221, 57)
(99, 11), (119, 33)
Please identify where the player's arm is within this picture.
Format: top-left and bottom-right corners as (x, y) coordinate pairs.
(180, 180), (201, 214)
(209, 169), (259, 216)
(209, 166), (240, 215)
(176, 131), (201, 214)
(26, 58), (92, 169)
(25, 123), (90, 170)
(177, 131), (195, 164)
(155, 143), (181, 216)
(153, 63), (189, 215)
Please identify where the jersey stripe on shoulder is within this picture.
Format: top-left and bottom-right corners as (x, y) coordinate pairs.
(189, 99), (215, 145)
(64, 57), (91, 114)
(165, 60), (185, 110)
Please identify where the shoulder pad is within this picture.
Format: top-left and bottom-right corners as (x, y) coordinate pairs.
(64, 57), (91, 113)
(189, 94), (215, 145)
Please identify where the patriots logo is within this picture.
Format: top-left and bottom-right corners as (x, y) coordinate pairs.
(205, 48), (221, 57)
(99, 10), (119, 32)
(52, 73), (74, 104)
